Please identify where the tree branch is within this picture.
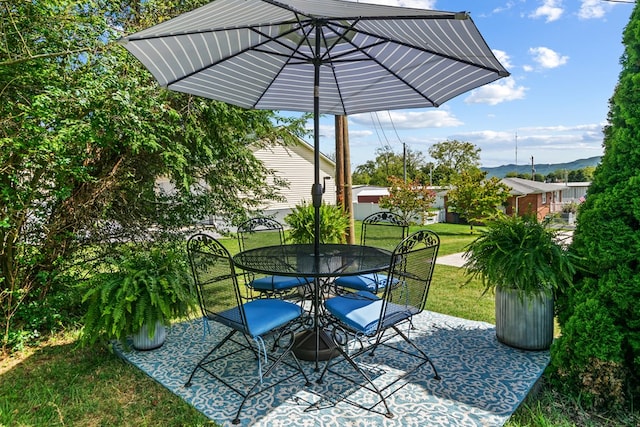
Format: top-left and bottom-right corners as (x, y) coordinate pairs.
(0, 47), (98, 67)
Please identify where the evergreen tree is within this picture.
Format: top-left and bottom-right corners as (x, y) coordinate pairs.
(550, 3), (640, 409)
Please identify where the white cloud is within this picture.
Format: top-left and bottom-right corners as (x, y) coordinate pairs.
(448, 124), (605, 167)
(464, 77), (527, 105)
(346, 129), (374, 139)
(346, 0), (437, 8)
(351, 109), (463, 129)
(530, 0), (564, 23)
(460, 130), (516, 143)
(492, 49), (513, 69)
(518, 123), (603, 133)
(578, 0), (612, 20)
(491, 2), (516, 15)
(529, 46), (569, 69)
(317, 123), (335, 140)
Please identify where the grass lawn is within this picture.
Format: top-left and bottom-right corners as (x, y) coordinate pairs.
(0, 223), (637, 426)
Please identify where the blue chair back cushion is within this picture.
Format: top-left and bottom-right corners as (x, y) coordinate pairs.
(249, 275), (312, 291)
(334, 273), (398, 293)
(213, 299), (302, 338)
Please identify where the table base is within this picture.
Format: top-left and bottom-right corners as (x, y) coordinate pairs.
(293, 329), (337, 361)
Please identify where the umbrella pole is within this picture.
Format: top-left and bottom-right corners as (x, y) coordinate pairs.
(311, 22), (323, 371)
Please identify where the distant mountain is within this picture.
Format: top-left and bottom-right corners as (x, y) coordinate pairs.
(481, 156), (602, 179)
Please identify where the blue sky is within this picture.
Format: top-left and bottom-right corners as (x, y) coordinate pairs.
(296, 0), (635, 168)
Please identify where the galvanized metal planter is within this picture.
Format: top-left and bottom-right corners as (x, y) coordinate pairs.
(495, 286), (554, 351)
(132, 321), (166, 351)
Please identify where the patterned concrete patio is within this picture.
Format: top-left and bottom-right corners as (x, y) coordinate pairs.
(115, 312), (549, 427)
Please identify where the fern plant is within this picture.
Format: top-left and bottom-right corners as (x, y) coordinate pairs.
(284, 202), (349, 244)
(463, 214), (579, 297)
(81, 245), (196, 347)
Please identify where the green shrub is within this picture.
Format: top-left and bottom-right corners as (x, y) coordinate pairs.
(5, 277), (84, 352)
(550, 3), (640, 410)
(551, 292), (627, 408)
(561, 201), (579, 214)
(284, 202), (349, 243)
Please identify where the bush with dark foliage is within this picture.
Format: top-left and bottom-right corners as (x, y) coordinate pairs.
(550, 2), (640, 409)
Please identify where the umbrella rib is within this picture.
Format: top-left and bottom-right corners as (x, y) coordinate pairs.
(248, 13), (317, 108)
(326, 20), (507, 75)
(160, 24), (314, 91)
(121, 21), (305, 42)
(322, 20), (441, 106)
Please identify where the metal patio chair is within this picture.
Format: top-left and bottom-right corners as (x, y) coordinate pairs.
(237, 217), (312, 299)
(334, 211), (409, 294)
(317, 229), (441, 418)
(185, 233), (311, 425)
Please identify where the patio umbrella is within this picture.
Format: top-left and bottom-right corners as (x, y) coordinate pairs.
(119, 0), (508, 266)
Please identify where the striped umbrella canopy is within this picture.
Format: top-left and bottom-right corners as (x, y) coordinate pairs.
(119, 0), (509, 256)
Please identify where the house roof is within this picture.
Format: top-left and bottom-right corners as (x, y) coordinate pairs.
(357, 189), (390, 197)
(291, 136), (336, 166)
(501, 177), (565, 196)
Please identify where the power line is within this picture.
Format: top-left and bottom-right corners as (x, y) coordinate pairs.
(371, 111), (392, 151)
(368, 112), (385, 151)
(386, 111), (403, 144)
(386, 111), (407, 182)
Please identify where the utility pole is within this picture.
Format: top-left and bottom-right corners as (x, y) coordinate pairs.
(335, 116), (345, 207)
(335, 115), (355, 244)
(515, 131), (518, 176)
(403, 142), (407, 182)
(531, 156), (535, 180)
(429, 163), (433, 186)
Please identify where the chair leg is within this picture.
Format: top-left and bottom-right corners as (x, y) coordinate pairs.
(185, 329), (237, 387)
(317, 340), (393, 419)
(232, 330), (311, 424)
(366, 323), (440, 381)
(271, 315), (307, 352)
(393, 325), (440, 380)
(188, 321), (312, 425)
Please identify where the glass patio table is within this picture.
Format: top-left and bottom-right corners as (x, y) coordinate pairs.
(233, 243), (392, 369)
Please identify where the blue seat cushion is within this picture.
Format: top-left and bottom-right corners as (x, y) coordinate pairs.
(334, 273), (398, 293)
(250, 275), (312, 291)
(214, 299), (302, 338)
(324, 291), (383, 335)
(324, 291), (417, 336)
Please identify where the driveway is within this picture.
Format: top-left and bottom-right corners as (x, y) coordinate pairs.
(436, 252), (468, 267)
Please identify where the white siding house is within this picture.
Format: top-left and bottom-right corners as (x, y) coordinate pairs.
(351, 185), (445, 223)
(253, 139), (336, 222)
(561, 182), (590, 203)
(155, 138), (336, 226)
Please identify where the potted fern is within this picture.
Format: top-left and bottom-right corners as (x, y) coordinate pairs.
(463, 214), (578, 350)
(81, 245), (196, 350)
